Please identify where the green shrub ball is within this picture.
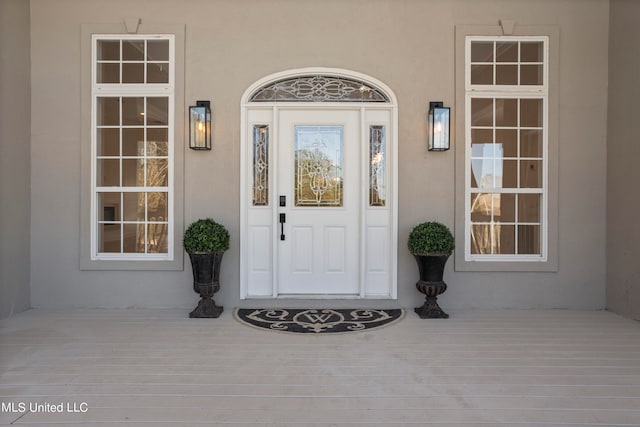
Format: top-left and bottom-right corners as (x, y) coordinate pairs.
(183, 218), (230, 253)
(407, 221), (455, 255)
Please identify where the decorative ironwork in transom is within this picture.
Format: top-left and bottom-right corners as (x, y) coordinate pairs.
(249, 75), (390, 102)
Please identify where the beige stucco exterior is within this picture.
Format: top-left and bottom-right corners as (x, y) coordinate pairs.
(607, 0), (640, 320)
(0, 0), (30, 317)
(0, 0), (637, 319)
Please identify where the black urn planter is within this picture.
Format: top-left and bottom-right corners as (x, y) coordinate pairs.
(188, 252), (224, 318)
(413, 254), (450, 319)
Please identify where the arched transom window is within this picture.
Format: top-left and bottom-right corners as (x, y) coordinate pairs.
(248, 75), (390, 103)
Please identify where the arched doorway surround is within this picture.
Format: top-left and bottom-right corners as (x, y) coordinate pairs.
(240, 68), (398, 299)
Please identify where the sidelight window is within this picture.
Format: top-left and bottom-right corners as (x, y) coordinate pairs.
(252, 125), (269, 206)
(369, 125), (386, 207)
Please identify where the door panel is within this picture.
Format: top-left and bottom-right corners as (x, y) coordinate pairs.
(325, 226), (346, 272)
(291, 226), (313, 272)
(278, 109), (360, 295)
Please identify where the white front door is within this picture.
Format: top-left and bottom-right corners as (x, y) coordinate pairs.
(277, 109), (360, 295)
(240, 68), (398, 300)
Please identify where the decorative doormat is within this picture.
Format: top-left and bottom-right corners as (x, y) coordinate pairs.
(234, 308), (404, 334)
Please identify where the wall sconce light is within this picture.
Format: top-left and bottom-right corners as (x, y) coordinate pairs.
(189, 100), (212, 150)
(428, 101), (450, 151)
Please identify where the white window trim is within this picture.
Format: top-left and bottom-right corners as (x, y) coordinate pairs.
(464, 35), (549, 263)
(90, 34), (175, 261)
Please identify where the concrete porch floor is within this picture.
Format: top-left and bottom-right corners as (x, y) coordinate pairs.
(1, 308), (639, 426)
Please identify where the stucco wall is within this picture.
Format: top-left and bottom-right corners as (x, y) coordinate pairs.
(28, 0), (609, 311)
(607, 0), (640, 320)
(0, 0), (31, 317)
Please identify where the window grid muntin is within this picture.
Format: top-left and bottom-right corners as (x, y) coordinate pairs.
(465, 36), (548, 261)
(466, 36), (548, 92)
(97, 190), (169, 254)
(468, 99), (545, 256)
(469, 41), (545, 86)
(95, 37), (170, 85)
(94, 94), (171, 256)
(91, 34), (174, 260)
(469, 96), (544, 190)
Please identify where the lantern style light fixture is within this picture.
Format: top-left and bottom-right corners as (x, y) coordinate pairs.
(428, 101), (450, 151)
(189, 100), (212, 150)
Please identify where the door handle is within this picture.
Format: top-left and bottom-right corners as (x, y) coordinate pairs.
(279, 213), (286, 241)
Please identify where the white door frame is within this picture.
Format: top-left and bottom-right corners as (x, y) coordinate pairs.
(240, 68), (398, 299)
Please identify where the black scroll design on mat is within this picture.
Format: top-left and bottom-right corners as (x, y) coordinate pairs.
(235, 308), (403, 334)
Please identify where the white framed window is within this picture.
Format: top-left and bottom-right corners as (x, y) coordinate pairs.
(91, 35), (174, 260)
(465, 36), (548, 262)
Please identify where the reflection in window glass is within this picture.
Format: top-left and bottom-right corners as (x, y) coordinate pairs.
(147, 63), (169, 84)
(495, 98), (517, 127)
(147, 41), (169, 61)
(471, 143), (501, 189)
(520, 42), (543, 62)
(520, 98), (542, 127)
(496, 129), (517, 157)
(97, 63), (119, 84)
(496, 42), (518, 62)
(97, 159), (119, 186)
(471, 98), (493, 126)
(97, 128), (119, 157)
(96, 97), (119, 126)
(520, 160), (542, 188)
(146, 97), (168, 125)
(123, 41), (144, 61)
(147, 223), (168, 253)
(471, 41), (493, 62)
(369, 126), (386, 206)
(122, 63), (144, 83)
(147, 158), (168, 187)
(496, 65), (517, 85)
(467, 36), (546, 258)
(123, 224), (145, 253)
(123, 192), (145, 222)
(520, 65), (543, 85)
(122, 158), (144, 187)
(518, 225), (540, 254)
(294, 126), (343, 207)
(471, 65), (493, 85)
(97, 40), (119, 61)
(99, 224), (122, 253)
(147, 129), (168, 156)
(518, 194), (540, 222)
(520, 129), (543, 157)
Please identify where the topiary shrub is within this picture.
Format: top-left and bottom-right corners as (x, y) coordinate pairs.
(183, 218), (230, 253)
(407, 221), (455, 255)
